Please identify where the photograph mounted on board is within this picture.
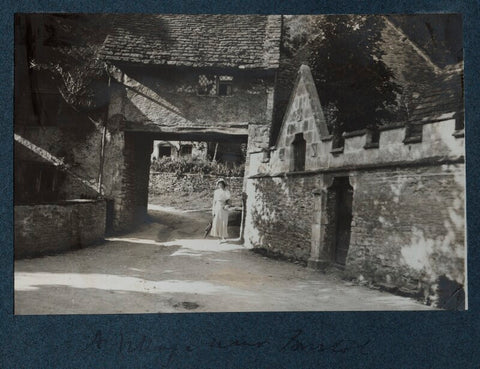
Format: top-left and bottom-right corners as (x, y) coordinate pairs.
(14, 13), (465, 314)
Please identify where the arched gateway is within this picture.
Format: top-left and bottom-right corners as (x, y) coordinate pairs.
(96, 15), (282, 231)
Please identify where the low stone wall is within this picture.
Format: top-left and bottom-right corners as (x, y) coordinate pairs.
(15, 199), (106, 259)
(149, 172), (244, 207)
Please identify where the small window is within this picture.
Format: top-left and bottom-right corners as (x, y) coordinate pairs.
(331, 132), (345, 151)
(180, 145), (192, 156)
(198, 74), (233, 96)
(218, 75), (233, 96)
(455, 111), (464, 131)
(292, 133), (306, 172)
(218, 83), (231, 96)
(454, 72), (464, 133)
(197, 74), (217, 96)
(158, 146), (171, 158)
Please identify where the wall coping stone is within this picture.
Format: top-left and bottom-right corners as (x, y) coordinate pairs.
(364, 142), (380, 150)
(249, 155), (465, 179)
(453, 129), (465, 138)
(16, 199), (104, 207)
(343, 129), (367, 138)
(150, 172), (243, 180)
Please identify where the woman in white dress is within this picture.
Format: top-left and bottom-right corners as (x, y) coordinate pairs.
(210, 178), (231, 240)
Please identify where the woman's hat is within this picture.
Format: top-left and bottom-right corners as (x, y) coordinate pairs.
(216, 178), (227, 186)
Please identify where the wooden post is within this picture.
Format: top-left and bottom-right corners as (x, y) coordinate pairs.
(239, 192), (247, 242)
(97, 125), (107, 195)
(212, 142), (218, 162)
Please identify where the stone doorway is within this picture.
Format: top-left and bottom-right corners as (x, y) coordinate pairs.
(326, 176), (354, 267)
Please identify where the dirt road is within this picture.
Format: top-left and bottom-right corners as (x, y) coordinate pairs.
(14, 208), (433, 314)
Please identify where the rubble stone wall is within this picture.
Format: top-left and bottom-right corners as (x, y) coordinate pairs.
(120, 66), (275, 126)
(15, 200), (106, 259)
(244, 64), (466, 308)
(245, 175), (317, 261)
(245, 163), (465, 307)
(149, 172), (244, 207)
(346, 164), (465, 306)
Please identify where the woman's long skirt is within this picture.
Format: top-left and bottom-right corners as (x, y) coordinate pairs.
(210, 206), (229, 238)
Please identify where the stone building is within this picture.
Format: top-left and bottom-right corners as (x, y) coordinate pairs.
(14, 14), (465, 308)
(99, 14), (280, 230)
(14, 14), (109, 257)
(150, 141), (205, 161)
(150, 140), (246, 166)
(244, 64), (465, 308)
(15, 14), (281, 244)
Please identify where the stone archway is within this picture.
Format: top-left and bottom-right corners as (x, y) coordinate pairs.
(107, 128), (249, 234)
(308, 174), (355, 270)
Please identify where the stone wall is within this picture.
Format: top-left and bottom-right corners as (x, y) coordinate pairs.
(245, 176), (317, 261)
(244, 64), (465, 308)
(14, 117), (131, 232)
(244, 163), (465, 308)
(263, 65), (464, 177)
(149, 172), (244, 207)
(119, 66), (275, 127)
(346, 164), (465, 306)
(15, 200), (106, 259)
(14, 125), (104, 200)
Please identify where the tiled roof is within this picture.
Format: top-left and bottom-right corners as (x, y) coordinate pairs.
(381, 19), (463, 123)
(408, 67), (463, 123)
(100, 14), (281, 70)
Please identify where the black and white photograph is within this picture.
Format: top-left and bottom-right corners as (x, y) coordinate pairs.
(14, 13), (465, 314)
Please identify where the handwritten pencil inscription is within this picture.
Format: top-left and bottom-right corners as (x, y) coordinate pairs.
(79, 329), (371, 366)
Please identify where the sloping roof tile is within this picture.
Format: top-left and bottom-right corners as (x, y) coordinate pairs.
(380, 18), (463, 123)
(100, 14), (281, 70)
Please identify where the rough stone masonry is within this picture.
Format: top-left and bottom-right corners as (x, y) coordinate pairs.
(244, 65), (465, 309)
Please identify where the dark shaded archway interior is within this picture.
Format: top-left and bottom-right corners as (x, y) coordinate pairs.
(115, 129), (248, 239)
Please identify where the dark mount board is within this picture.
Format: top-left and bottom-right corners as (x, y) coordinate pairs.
(3, 1), (479, 369)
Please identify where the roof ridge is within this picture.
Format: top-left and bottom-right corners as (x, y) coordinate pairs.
(383, 16), (442, 74)
(100, 14), (281, 70)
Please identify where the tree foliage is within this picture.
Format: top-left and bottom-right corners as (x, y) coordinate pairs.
(151, 156), (245, 177)
(276, 15), (401, 142)
(23, 14), (113, 112)
(307, 15), (401, 134)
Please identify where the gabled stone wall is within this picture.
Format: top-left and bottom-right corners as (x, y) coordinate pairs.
(244, 64), (465, 309)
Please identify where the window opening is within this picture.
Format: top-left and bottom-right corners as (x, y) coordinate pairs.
(197, 74), (217, 96)
(158, 145), (171, 158)
(218, 75), (233, 96)
(292, 133), (306, 172)
(364, 127), (380, 149)
(198, 74), (233, 96)
(180, 145), (192, 156)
